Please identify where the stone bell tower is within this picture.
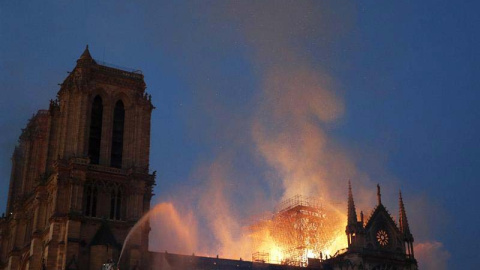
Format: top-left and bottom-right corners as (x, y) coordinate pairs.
(0, 46), (155, 270)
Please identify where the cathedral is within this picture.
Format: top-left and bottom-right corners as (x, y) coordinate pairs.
(0, 46), (154, 270)
(0, 47), (418, 270)
(148, 183), (418, 270)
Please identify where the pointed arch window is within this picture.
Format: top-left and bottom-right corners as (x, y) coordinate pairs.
(88, 96), (103, 164)
(84, 184), (98, 217)
(109, 187), (123, 220)
(110, 100), (125, 168)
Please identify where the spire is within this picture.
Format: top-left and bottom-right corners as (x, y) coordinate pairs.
(399, 190), (415, 258)
(399, 190), (412, 238)
(76, 44), (96, 67)
(377, 184), (382, 205)
(79, 44), (92, 60)
(347, 180), (357, 225)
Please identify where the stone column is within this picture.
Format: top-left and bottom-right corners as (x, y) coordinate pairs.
(7, 252), (20, 270)
(45, 222), (61, 270)
(65, 220), (81, 267)
(27, 237), (43, 270)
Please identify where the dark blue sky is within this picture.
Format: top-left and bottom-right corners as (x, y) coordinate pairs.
(1, 1), (478, 269)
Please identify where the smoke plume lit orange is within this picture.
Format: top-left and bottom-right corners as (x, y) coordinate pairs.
(149, 1), (363, 263)
(146, 2), (448, 268)
(149, 203), (198, 255)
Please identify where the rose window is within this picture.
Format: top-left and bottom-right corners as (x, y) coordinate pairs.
(376, 230), (389, 246)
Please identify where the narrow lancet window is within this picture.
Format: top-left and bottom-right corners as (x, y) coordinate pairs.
(109, 187), (123, 220)
(110, 189), (116, 219)
(115, 189), (122, 220)
(88, 96), (103, 164)
(110, 100), (125, 168)
(85, 185), (92, 216)
(91, 186), (98, 217)
(84, 184), (98, 217)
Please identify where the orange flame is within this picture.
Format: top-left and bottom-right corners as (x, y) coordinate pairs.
(248, 197), (347, 266)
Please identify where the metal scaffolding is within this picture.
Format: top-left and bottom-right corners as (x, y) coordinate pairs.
(252, 252), (269, 263)
(249, 195), (340, 267)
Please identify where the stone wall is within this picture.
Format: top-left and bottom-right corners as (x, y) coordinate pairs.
(0, 47), (155, 270)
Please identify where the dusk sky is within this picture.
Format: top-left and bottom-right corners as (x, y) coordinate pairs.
(1, 1), (479, 269)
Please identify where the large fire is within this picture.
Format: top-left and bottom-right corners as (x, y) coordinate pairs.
(248, 195), (347, 266)
(148, 194), (347, 267)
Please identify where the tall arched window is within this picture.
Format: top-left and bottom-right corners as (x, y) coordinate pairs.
(116, 189), (122, 219)
(110, 100), (125, 168)
(109, 187), (123, 220)
(88, 96), (103, 164)
(84, 184), (98, 217)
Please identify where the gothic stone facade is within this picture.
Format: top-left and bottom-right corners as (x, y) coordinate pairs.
(322, 184), (418, 270)
(0, 47), (155, 270)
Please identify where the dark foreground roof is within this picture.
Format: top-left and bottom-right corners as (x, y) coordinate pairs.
(149, 252), (319, 270)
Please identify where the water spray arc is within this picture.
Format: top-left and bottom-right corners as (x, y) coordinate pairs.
(117, 205), (156, 266)
(118, 202), (198, 267)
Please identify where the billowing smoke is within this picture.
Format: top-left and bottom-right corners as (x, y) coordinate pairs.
(145, 1), (449, 267)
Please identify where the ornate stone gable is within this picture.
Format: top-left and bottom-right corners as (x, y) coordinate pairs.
(364, 204), (405, 254)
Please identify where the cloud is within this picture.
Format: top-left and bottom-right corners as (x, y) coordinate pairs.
(415, 241), (450, 270)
